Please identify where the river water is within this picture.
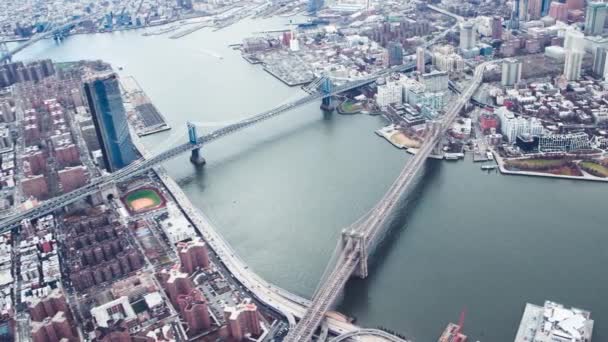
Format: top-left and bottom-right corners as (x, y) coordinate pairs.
(15, 17), (608, 342)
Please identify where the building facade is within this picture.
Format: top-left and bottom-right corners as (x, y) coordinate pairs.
(83, 74), (137, 173)
(539, 132), (591, 152)
(387, 41), (404, 67)
(460, 21), (476, 50)
(585, 2), (607, 36)
(501, 59), (523, 86)
(564, 49), (584, 81)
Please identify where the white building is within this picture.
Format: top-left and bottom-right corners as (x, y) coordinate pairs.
(433, 50), (465, 72)
(401, 78), (447, 111)
(460, 21), (476, 50)
(376, 80), (403, 107)
(514, 301), (594, 342)
(420, 70), (449, 92)
(501, 58), (522, 87)
(91, 296), (137, 328)
(496, 106), (544, 143)
(564, 49), (584, 81)
(564, 29), (585, 50)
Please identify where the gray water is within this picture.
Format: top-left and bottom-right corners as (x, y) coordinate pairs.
(16, 17), (608, 342)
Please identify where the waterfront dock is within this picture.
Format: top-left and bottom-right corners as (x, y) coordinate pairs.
(492, 149), (608, 182)
(169, 22), (212, 39)
(120, 76), (171, 136)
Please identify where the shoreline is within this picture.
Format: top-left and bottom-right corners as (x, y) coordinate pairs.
(492, 150), (608, 183)
(129, 129), (362, 337)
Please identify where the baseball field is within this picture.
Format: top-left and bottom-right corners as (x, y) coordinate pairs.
(124, 188), (164, 213)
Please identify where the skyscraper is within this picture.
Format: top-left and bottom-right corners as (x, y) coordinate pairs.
(387, 41), (404, 66)
(416, 47), (425, 73)
(84, 74), (137, 172)
(519, 0), (530, 22)
(528, 0), (543, 20)
(308, 0), (324, 13)
(548, 2), (568, 23)
(501, 59), (523, 86)
(541, 0), (552, 16)
(460, 21), (476, 50)
(566, 0), (584, 11)
(564, 49), (584, 81)
(511, 0), (520, 29)
(224, 299), (262, 341)
(564, 29), (585, 50)
(492, 16), (503, 40)
(592, 47), (608, 78)
(585, 2), (607, 36)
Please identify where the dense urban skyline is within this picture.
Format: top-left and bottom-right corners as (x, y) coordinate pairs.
(0, 0), (606, 341)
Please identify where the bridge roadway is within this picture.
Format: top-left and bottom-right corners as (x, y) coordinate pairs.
(0, 60), (420, 231)
(329, 329), (411, 342)
(0, 13), (100, 63)
(285, 61), (491, 342)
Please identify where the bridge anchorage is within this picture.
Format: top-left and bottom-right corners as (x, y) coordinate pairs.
(187, 122), (206, 165)
(320, 77), (335, 112)
(342, 229), (368, 279)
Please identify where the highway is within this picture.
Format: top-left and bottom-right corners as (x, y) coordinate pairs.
(285, 61), (492, 342)
(154, 165), (364, 337)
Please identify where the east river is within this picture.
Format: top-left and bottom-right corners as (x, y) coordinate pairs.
(15, 17), (608, 342)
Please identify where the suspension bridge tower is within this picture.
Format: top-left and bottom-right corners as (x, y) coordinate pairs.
(341, 230), (369, 279)
(187, 122), (206, 166)
(320, 77), (335, 111)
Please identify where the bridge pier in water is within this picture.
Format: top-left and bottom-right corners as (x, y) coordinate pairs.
(187, 122), (206, 166)
(320, 77), (335, 112)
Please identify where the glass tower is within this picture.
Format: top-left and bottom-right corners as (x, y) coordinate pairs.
(84, 74), (137, 172)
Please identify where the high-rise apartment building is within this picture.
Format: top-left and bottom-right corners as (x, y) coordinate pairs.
(564, 49), (585, 80)
(541, 0), (552, 16)
(592, 47), (608, 78)
(501, 59), (523, 86)
(492, 16), (503, 40)
(585, 2), (607, 36)
(566, 0), (584, 11)
(308, 0), (324, 13)
(416, 47), (425, 73)
(177, 238), (210, 275)
(177, 289), (211, 335)
(511, 0), (521, 29)
(460, 22), (476, 50)
(519, 0), (530, 22)
(83, 74), (136, 172)
(528, 0), (543, 20)
(387, 41), (404, 66)
(548, 2), (568, 23)
(224, 299), (262, 341)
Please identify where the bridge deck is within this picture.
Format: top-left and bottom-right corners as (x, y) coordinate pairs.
(284, 62), (490, 341)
